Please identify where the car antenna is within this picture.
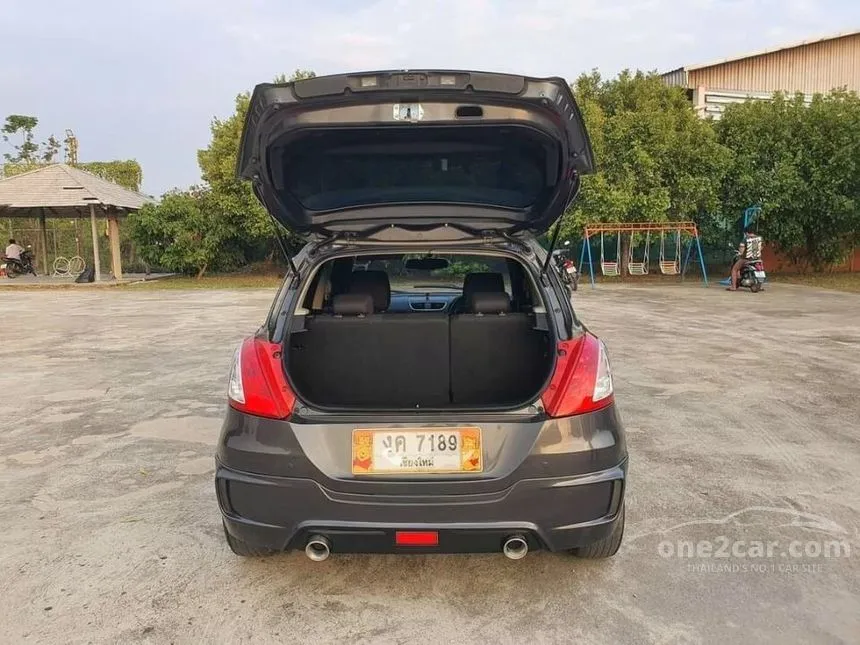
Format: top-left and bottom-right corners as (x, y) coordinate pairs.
(268, 215), (299, 277)
(541, 222), (563, 276)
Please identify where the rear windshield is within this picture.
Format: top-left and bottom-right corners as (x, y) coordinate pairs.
(301, 253), (545, 314)
(270, 127), (557, 211)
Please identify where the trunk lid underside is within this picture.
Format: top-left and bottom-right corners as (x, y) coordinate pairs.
(238, 70), (594, 237)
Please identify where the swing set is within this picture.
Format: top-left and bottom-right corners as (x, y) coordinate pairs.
(578, 222), (708, 289)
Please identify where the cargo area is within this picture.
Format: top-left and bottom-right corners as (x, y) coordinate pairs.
(285, 254), (555, 409)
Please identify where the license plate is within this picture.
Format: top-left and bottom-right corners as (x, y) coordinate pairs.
(754, 271), (766, 278)
(352, 428), (482, 474)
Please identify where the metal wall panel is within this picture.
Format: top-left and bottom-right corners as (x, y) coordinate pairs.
(688, 33), (860, 93)
(661, 68), (688, 87)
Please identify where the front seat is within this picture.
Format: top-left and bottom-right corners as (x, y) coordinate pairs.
(450, 272), (505, 314)
(348, 270), (391, 312)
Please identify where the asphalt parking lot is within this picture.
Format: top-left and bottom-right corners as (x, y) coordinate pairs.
(1, 283), (858, 645)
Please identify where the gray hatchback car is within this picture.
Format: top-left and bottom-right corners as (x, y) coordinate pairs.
(216, 70), (627, 561)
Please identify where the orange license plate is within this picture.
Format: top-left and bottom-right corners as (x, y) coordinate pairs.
(351, 427), (483, 474)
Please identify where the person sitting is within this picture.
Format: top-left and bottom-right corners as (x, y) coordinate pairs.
(4, 238), (24, 262)
(728, 229), (762, 291)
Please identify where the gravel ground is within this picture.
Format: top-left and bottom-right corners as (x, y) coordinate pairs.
(0, 284), (858, 645)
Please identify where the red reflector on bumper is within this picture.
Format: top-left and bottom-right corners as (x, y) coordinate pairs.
(395, 531), (439, 546)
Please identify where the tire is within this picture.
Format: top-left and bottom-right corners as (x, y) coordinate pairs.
(750, 281), (762, 293)
(222, 521), (275, 557)
(569, 504), (625, 558)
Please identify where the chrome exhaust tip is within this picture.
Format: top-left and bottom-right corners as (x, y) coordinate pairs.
(502, 535), (528, 560)
(305, 535), (331, 561)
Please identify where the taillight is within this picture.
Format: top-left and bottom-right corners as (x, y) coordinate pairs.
(541, 333), (614, 417)
(227, 337), (296, 419)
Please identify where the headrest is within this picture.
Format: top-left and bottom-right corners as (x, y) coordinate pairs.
(348, 270), (390, 311)
(469, 291), (511, 314)
(462, 272), (505, 299)
(332, 293), (374, 316)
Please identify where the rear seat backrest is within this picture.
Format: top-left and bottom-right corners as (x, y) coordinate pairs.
(289, 294), (450, 408)
(450, 292), (549, 405)
(332, 293), (373, 316)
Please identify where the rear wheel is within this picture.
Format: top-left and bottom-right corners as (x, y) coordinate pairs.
(222, 521), (275, 557)
(750, 281), (762, 293)
(569, 504), (624, 558)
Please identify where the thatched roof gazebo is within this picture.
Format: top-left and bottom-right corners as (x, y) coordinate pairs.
(0, 164), (152, 280)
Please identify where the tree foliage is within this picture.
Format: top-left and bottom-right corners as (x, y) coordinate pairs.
(1, 115), (65, 163)
(564, 71), (731, 238)
(80, 160), (143, 191)
(716, 91), (860, 269)
(127, 187), (245, 278)
(196, 69), (317, 249)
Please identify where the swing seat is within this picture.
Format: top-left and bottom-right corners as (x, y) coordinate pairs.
(601, 261), (619, 276)
(659, 261), (680, 275)
(628, 262), (648, 276)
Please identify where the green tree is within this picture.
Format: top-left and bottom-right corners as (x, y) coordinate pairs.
(2, 115), (39, 163)
(196, 69), (317, 261)
(717, 91), (860, 269)
(564, 71), (731, 273)
(41, 134), (61, 163)
(127, 187), (246, 278)
(2, 116), (72, 165)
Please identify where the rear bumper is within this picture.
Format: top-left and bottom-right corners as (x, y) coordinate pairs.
(218, 462), (626, 553)
(216, 404), (627, 554)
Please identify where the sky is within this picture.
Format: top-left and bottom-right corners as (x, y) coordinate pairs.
(1, 0), (857, 196)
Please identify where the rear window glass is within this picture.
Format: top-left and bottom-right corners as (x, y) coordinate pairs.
(363, 255), (512, 294)
(301, 253), (543, 314)
(272, 127), (555, 211)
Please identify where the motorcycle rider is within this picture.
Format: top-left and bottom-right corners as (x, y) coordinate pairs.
(728, 229), (763, 291)
(4, 238), (24, 263)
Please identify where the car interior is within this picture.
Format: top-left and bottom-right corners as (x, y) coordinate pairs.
(285, 254), (556, 410)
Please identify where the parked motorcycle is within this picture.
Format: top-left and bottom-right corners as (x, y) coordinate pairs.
(3, 246), (37, 278)
(553, 241), (579, 291)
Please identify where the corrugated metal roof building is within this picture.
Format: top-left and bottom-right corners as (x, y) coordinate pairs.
(662, 30), (860, 118)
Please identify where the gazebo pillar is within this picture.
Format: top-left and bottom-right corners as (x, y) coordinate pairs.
(39, 208), (49, 275)
(89, 204), (102, 282)
(108, 216), (123, 280)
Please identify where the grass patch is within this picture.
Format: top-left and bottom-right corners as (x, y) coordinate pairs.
(770, 273), (860, 293)
(123, 274), (283, 290)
